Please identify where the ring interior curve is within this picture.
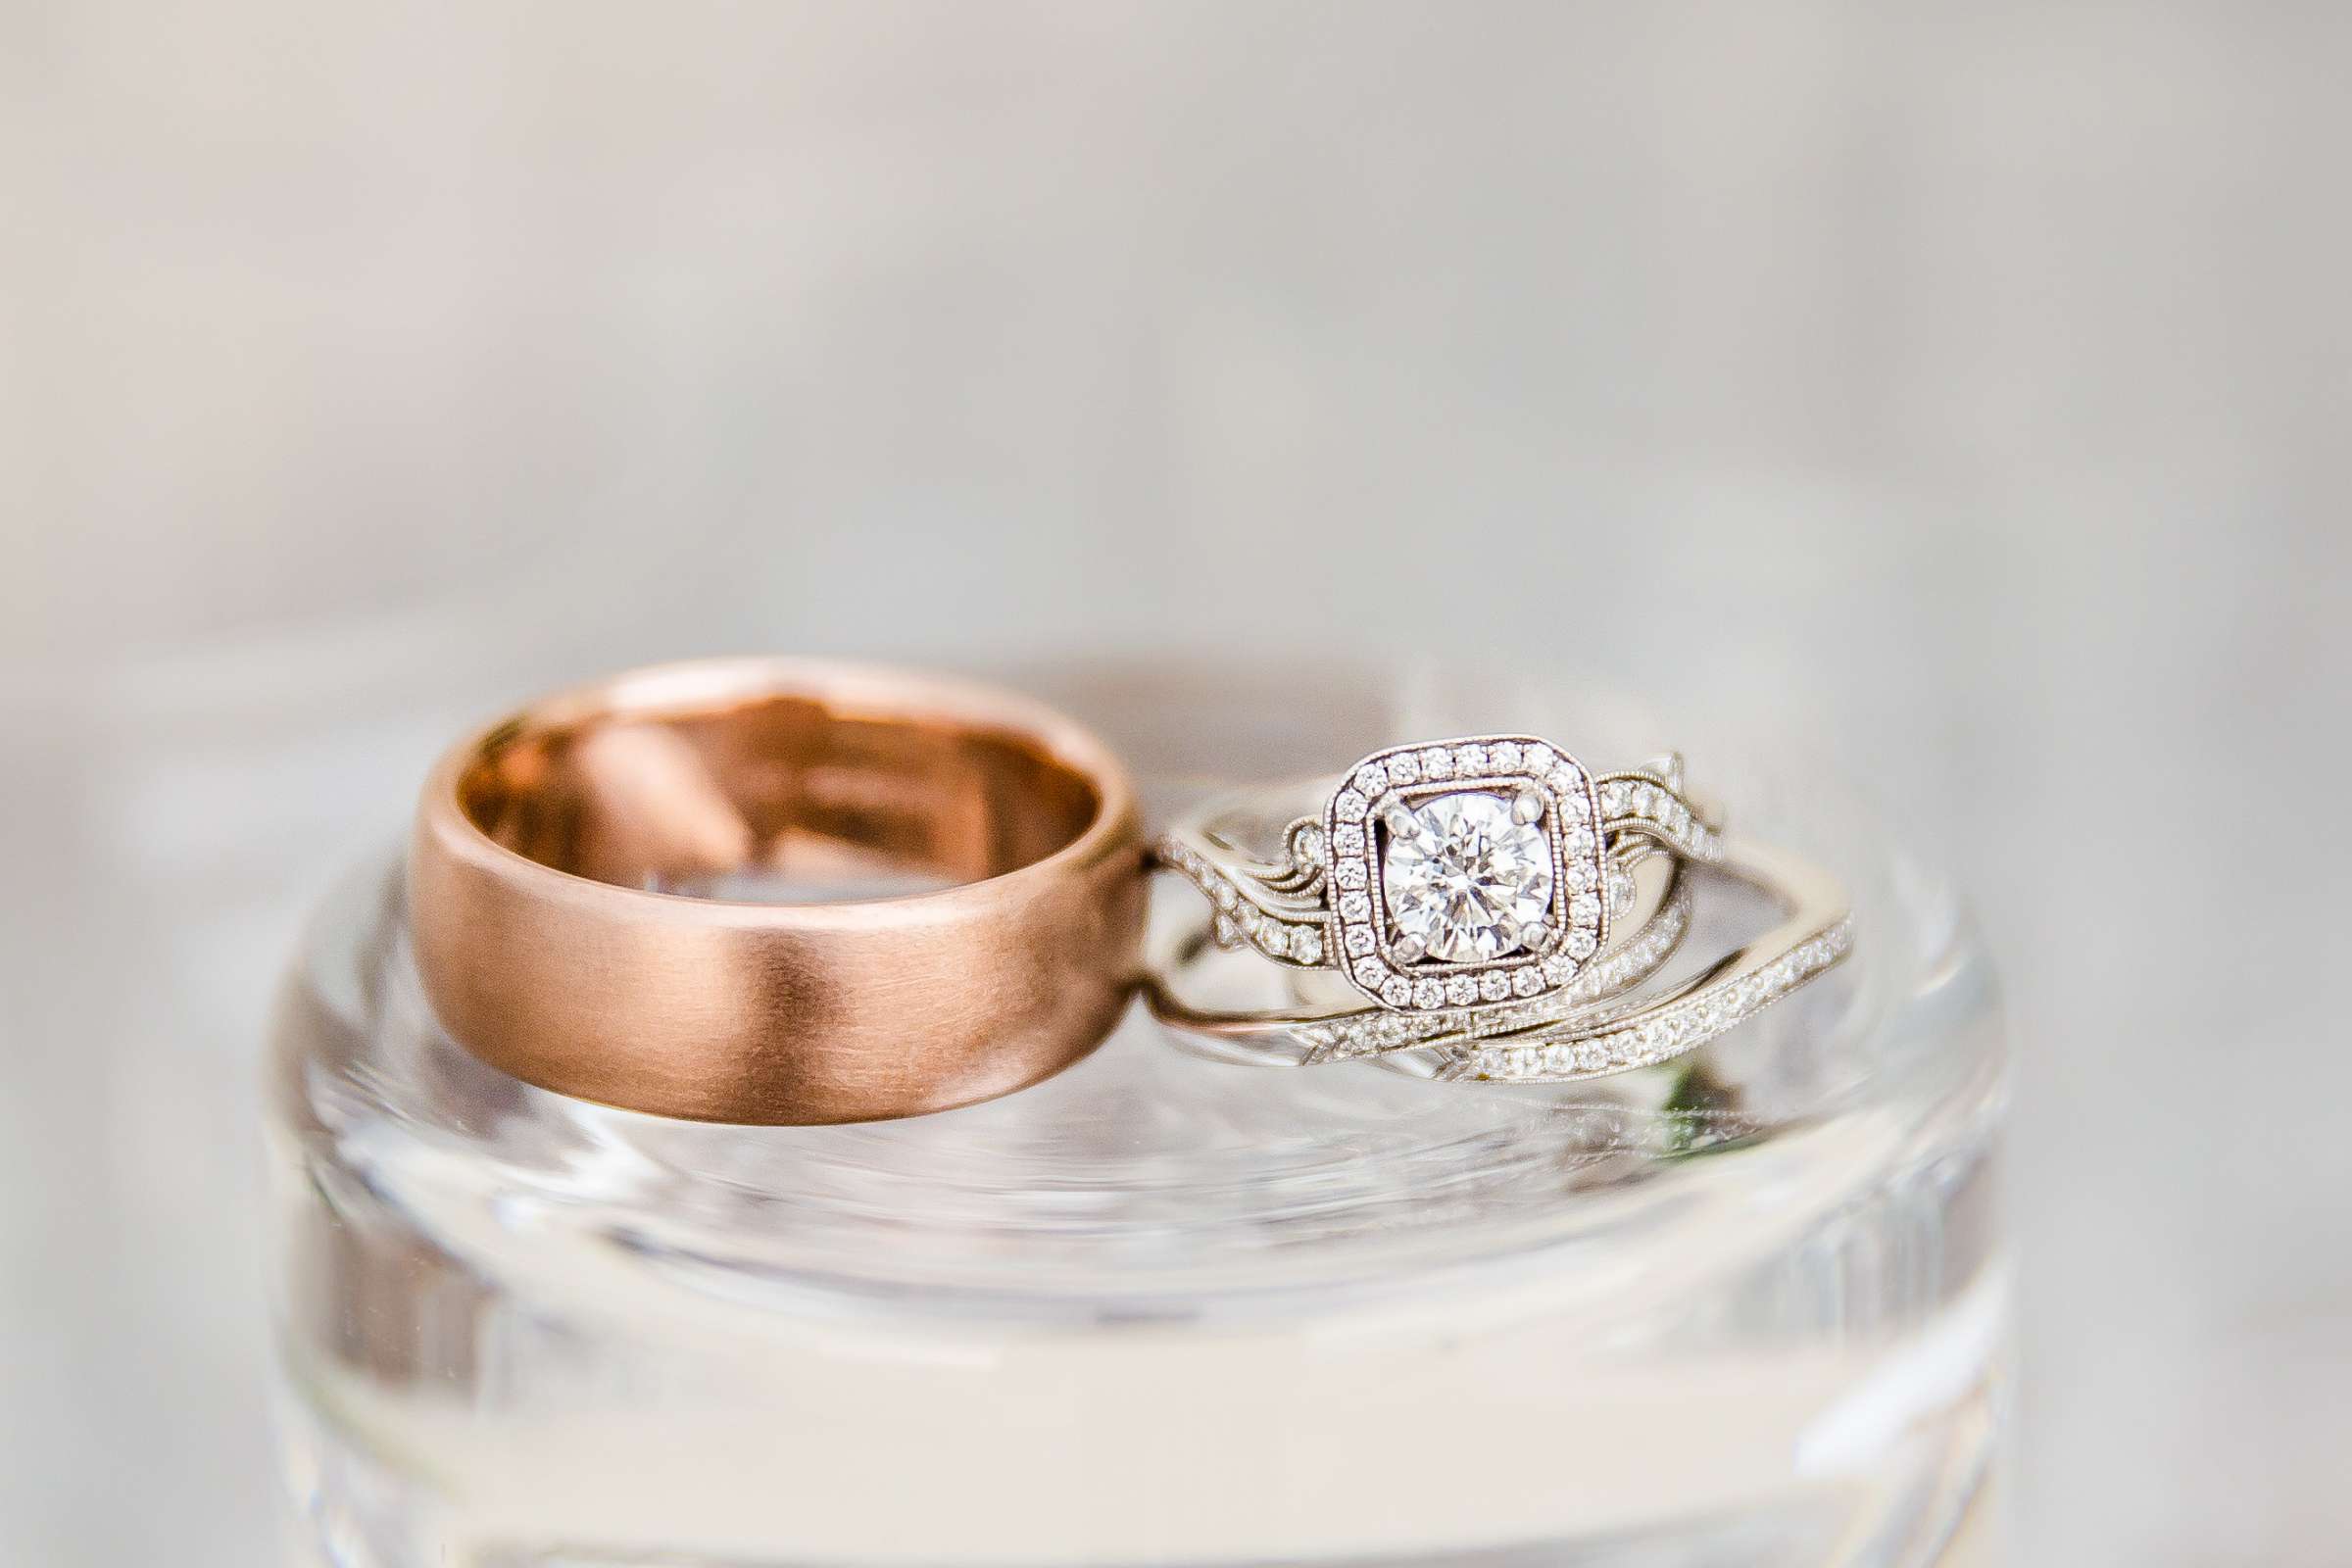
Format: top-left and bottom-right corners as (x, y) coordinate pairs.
(458, 673), (1103, 902)
(412, 659), (1145, 1126)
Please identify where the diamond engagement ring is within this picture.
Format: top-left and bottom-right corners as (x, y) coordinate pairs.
(1146, 736), (1853, 1084)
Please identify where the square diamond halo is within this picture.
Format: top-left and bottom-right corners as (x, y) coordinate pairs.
(1322, 736), (1607, 1012)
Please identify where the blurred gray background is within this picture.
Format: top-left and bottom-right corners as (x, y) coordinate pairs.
(3, 3), (2347, 1563)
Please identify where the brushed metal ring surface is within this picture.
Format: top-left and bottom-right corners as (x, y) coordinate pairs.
(410, 659), (1146, 1124)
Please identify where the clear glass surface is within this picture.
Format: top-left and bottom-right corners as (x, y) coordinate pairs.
(267, 663), (2008, 1567)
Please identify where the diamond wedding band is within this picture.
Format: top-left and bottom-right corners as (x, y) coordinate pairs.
(1147, 735), (1852, 1083)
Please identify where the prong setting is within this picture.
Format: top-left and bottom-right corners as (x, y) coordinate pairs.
(1324, 734), (1607, 1013)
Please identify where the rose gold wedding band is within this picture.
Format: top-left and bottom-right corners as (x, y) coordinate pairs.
(409, 658), (1146, 1124)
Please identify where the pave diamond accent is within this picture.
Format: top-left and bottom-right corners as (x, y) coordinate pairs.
(1458, 916), (1853, 1082)
(1153, 838), (1332, 970)
(1293, 882), (1696, 1061)
(1598, 775), (1724, 862)
(1323, 735), (1610, 1014)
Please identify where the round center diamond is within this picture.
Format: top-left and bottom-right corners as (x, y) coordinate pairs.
(1380, 791), (1554, 963)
